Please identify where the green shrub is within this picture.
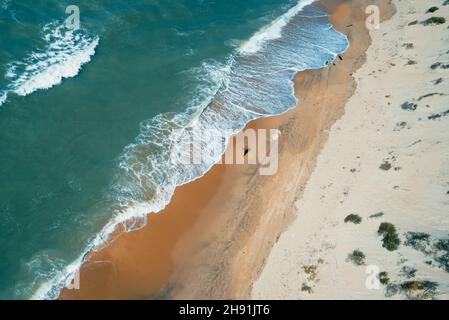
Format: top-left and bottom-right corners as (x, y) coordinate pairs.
(301, 283), (313, 293)
(401, 102), (418, 111)
(432, 77), (443, 85)
(379, 271), (389, 285)
(344, 214), (362, 224)
(401, 266), (417, 279)
(404, 232), (431, 252)
(302, 265), (318, 281)
(347, 249), (366, 266)
(422, 17), (446, 25)
(387, 281), (438, 299)
(400, 281), (438, 297)
(426, 6), (439, 13)
(379, 161), (392, 170)
(408, 20), (418, 26)
(378, 222), (401, 251)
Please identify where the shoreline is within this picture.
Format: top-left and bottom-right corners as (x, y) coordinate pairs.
(59, 0), (394, 299)
(254, 0), (449, 300)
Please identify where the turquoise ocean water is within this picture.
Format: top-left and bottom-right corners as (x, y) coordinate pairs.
(0, 0), (348, 299)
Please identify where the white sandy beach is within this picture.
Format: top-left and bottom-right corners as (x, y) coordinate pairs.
(253, 0), (449, 300)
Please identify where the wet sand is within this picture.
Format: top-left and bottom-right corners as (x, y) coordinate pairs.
(60, 0), (394, 299)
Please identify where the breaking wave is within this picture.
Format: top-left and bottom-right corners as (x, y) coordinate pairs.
(0, 22), (98, 108)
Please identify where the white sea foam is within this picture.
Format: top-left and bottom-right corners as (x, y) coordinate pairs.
(1, 0), (11, 11)
(239, 0), (316, 54)
(0, 22), (98, 108)
(32, 0), (349, 300)
(0, 91), (7, 107)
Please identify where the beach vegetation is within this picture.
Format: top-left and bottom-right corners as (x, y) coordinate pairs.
(400, 102), (417, 111)
(428, 109), (449, 120)
(432, 78), (443, 85)
(344, 214), (362, 224)
(347, 249), (366, 266)
(426, 6), (439, 13)
(422, 17), (446, 25)
(379, 161), (392, 171)
(435, 238), (449, 251)
(404, 232), (449, 273)
(401, 266), (417, 279)
(378, 222), (401, 251)
(379, 271), (389, 285)
(434, 239), (449, 272)
(386, 280), (439, 299)
(431, 62), (441, 69)
(403, 43), (414, 49)
(404, 232), (431, 253)
(435, 254), (449, 273)
(408, 20), (418, 26)
(400, 281), (438, 299)
(301, 283), (313, 294)
(394, 121), (408, 131)
(417, 92), (445, 101)
(369, 212), (384, 219)
(429, 62), (449, 70)
(406, 60), (417, 65)
(302, 265), (318, 281)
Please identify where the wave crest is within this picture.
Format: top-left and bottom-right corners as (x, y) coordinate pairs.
(0, 22), (98, 107)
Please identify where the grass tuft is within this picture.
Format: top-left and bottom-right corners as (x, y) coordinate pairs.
(344, 214), (362, 224)
(347, 249), (366, 266)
